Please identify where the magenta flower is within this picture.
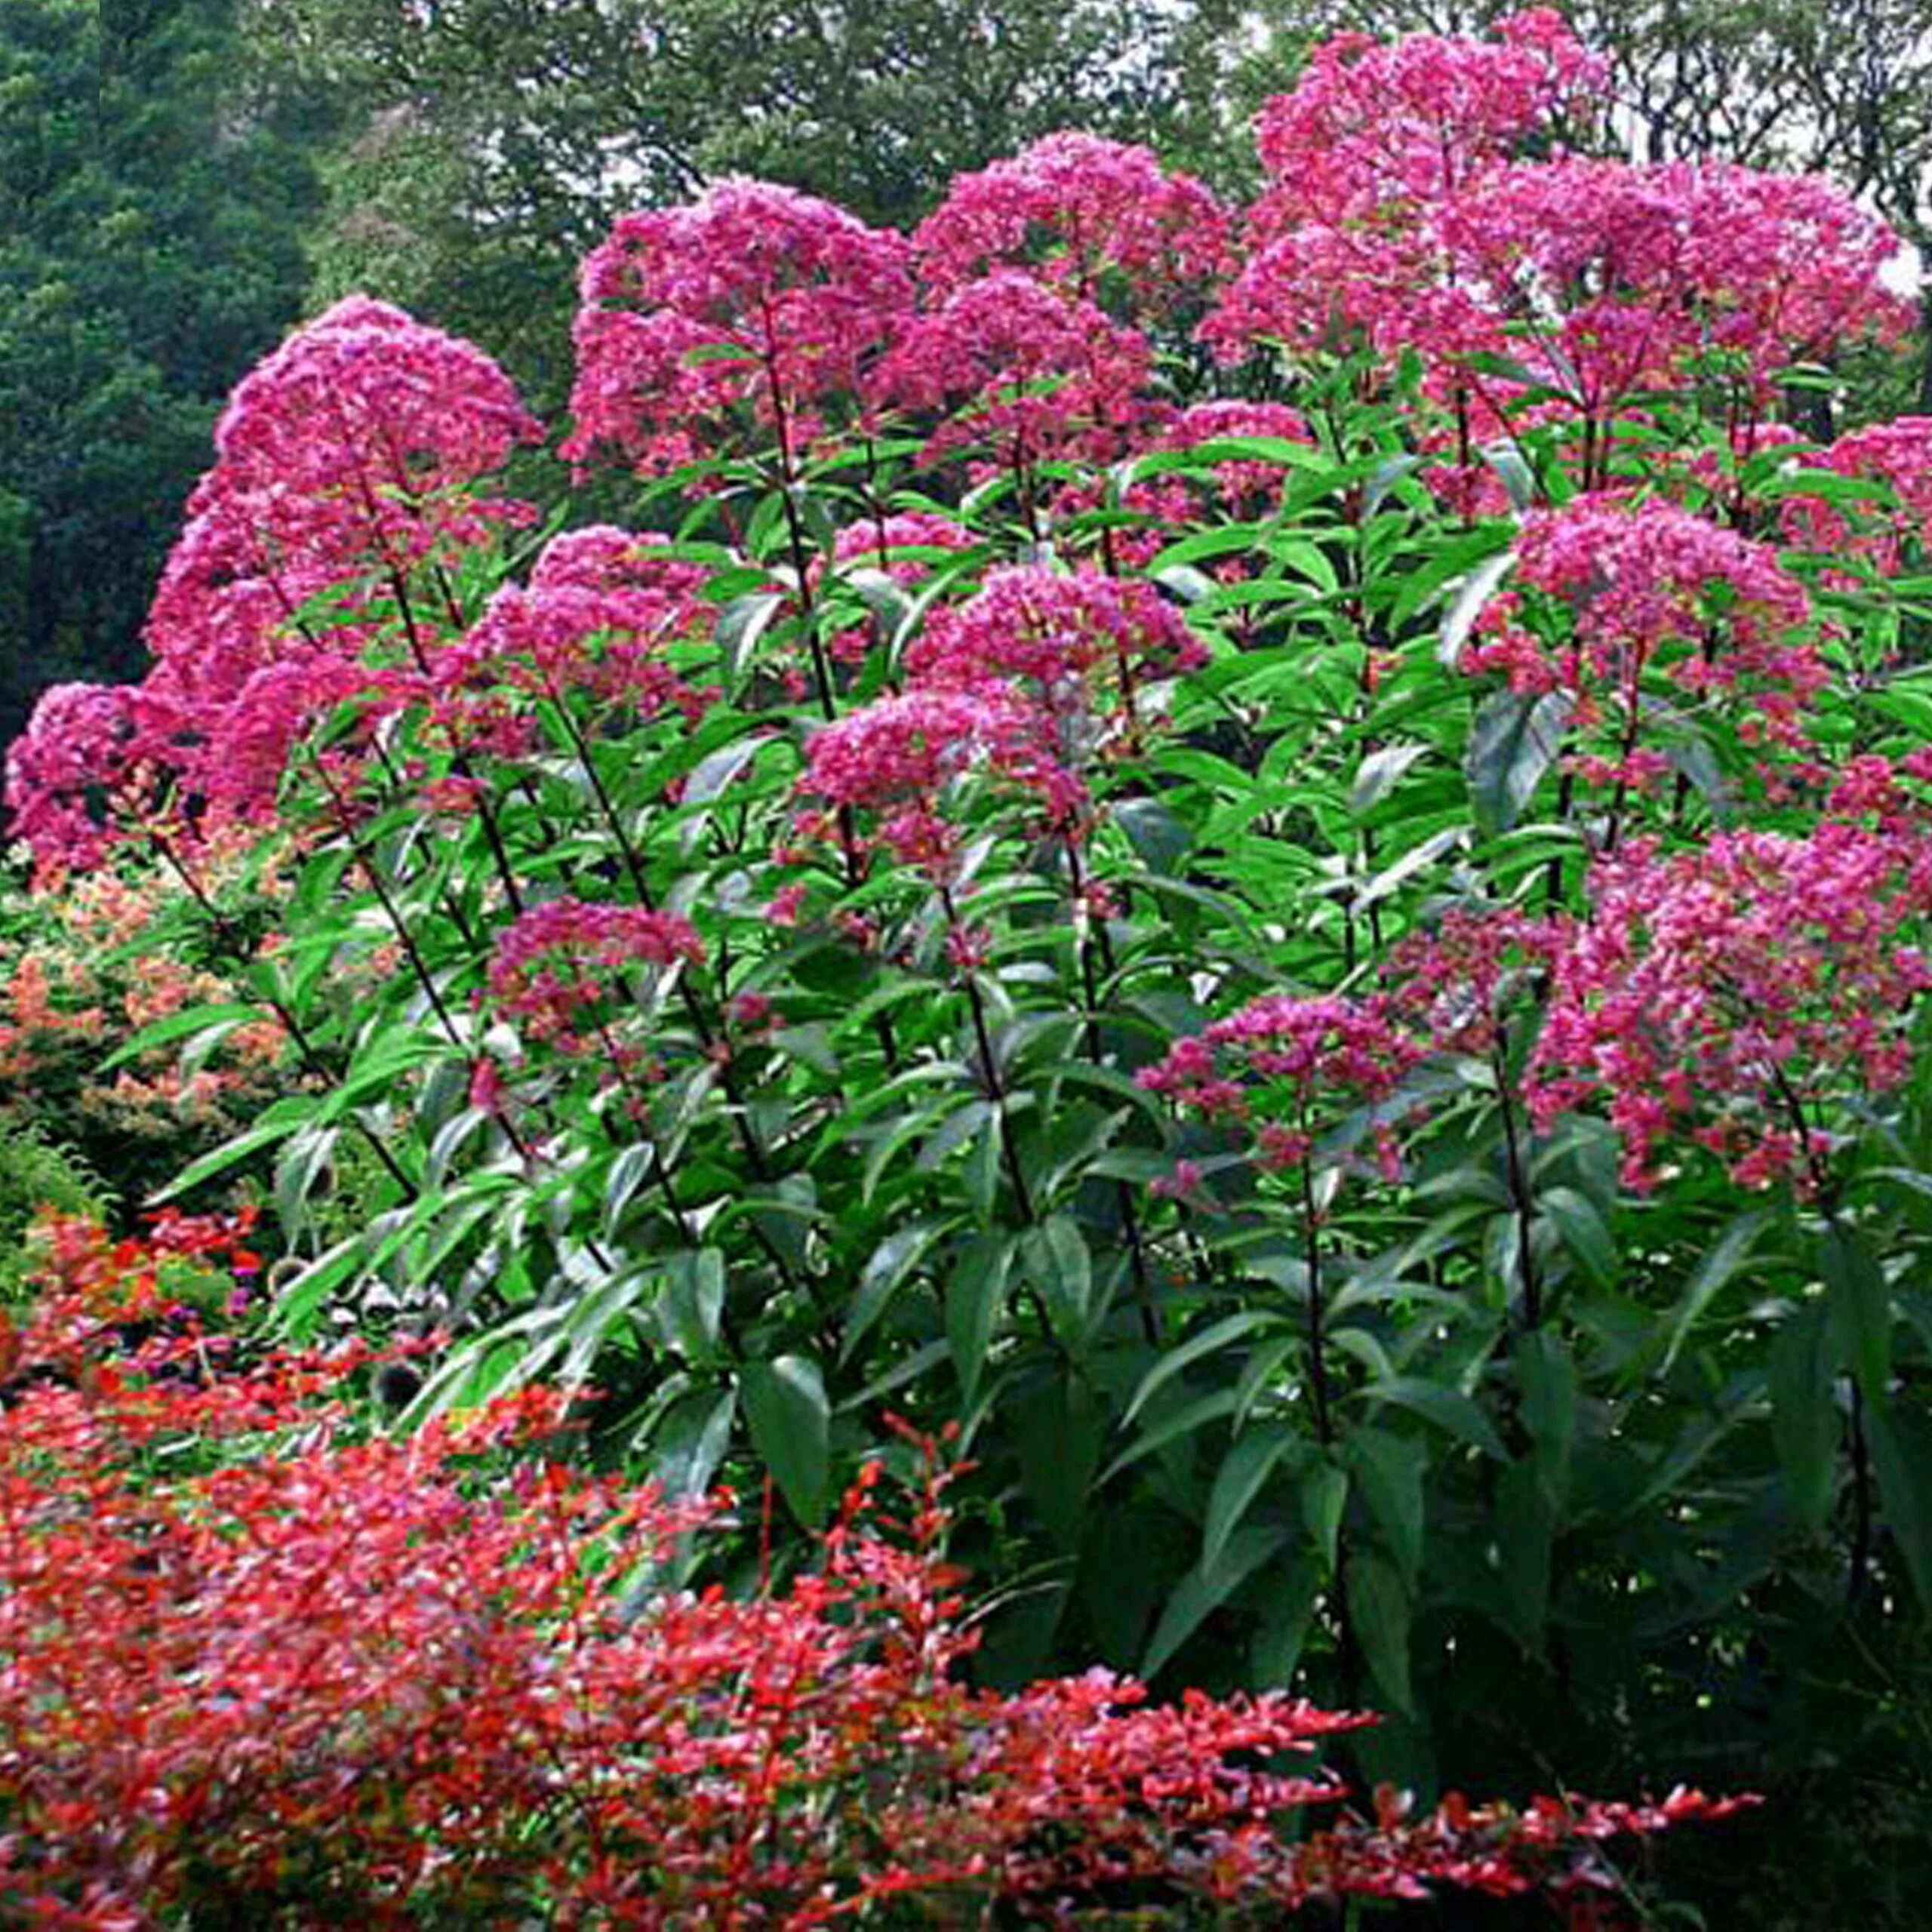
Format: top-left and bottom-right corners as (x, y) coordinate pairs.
(564, 180), (914, 473)
(873, 269), (1155, 475)
(1462, 495), (1824, 785)
(1528, 826), (1932, 1191)
(796, 686), (1081, 876)
(1140, 995), (1424, 1180)
(4, 684), (146, 875)
(906, 566), (1204, 740)
(435, 526), (716, 729)
(915, 132), (1229, 305)
(487, 899), (706, 1056)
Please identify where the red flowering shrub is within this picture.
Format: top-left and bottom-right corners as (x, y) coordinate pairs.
(0, 1219), (1744, 1929)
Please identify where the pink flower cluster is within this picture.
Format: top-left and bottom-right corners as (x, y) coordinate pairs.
(1528, 826), (1932, 1190)
(6, 301), (540, 865)
(486, 897), (706, 1054)
(2, 685), (145, 876)
(1208, 9), (1605, 365)
(796, 565), (1204, 877)
(1205, 8), (1906, 437)
(432, 525), (717, 736)
(1139, 995), (1423, 1178)
(874, 267), (1156, 474)
(796, 686), (1078, 875)
(564, 179), (914, 472)
(1385, 906), (1564, 1062)
(1785, 415), (1932, 583)
(907, 564), (1206, 714)
(1435, 161), (1912, 424)
(1463, 495), (1824, 785)
(915, 131), (1229, 303)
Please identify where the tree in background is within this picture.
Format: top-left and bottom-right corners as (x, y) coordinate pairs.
(0, 0), (317, 749)
(241, 0), (1243, 408)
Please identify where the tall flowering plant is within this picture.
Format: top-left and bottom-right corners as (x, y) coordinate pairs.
(7, 12), (1930, 1904)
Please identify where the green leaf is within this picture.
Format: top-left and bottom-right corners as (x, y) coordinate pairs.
(1251, 1561), (1323, 1687)
(1660, 1208), (1770, 1374)
(1142, 1525), (1291, 1679)
(946, 1231), (1013, 1399)
(1512, 1331), (1576, 1507)
(1122, 1312), (1287, 1427)
(1015, 1377), (1104, 1551)
(1202, 1427), (1299, 1574)
(844, 1220), (950, 1361)
(1822, 1220), (1891, 1404)
(1022, 1215), (1093, 1345)
(155, 1097), (320, 1200)
(1491, 1457), (1553, 1653)
(1344, 1427), (1426, 1588)
(1540, 1185), (1617, 1291)
(1298, 1457), (1349, 1574)
(1866, 1399), (1932, 1614)
(740, 1355), (831, 1527)
(1114, 795), (1193, 875)
(1438, 549), (1516, 666)
(1359, 1376), (1509, 1460)
(1347, 1550), (1414, 1712)
(658, 1248), (725, 1364)
(1348, 743), (1429, 817)
(1769, 1305), (1836, 1530)
(718, 589), (787, 684)
(1466, 689), (1571, 836)
(269, 1235), (368, 1340)
(101, 1001), (264, 1071)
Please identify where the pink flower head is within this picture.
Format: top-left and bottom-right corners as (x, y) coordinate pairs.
(487, 899), (706, 1054)
(116, 301), (540, 835)
(1154, 401), (1314, 514)
(1528, 825), (1932, 1191)
(795, 685), (1082, 875)
(1254, 11), (1604, 209)
(915, 133), (1229, 304)
(1207, 11), (1604, 365)
(829, 511), (980, 583)
(564, 180), (915, 472)
(4, 684), (146, 874)
(905, 566), (1204, 747)
(1462, 494), (1823, 780)
(873, 269), (1155, 472)
(1435, 160), (1912, 416)
(1384, 906), (1566, 1061)
(1139, 994), (1424, 1180)
(214, 296), (541, 509)
(439, 525), (715, 725)
(1786, 416), (1932, 583)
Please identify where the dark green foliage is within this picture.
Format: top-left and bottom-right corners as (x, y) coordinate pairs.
(0, 0), (316, 743)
